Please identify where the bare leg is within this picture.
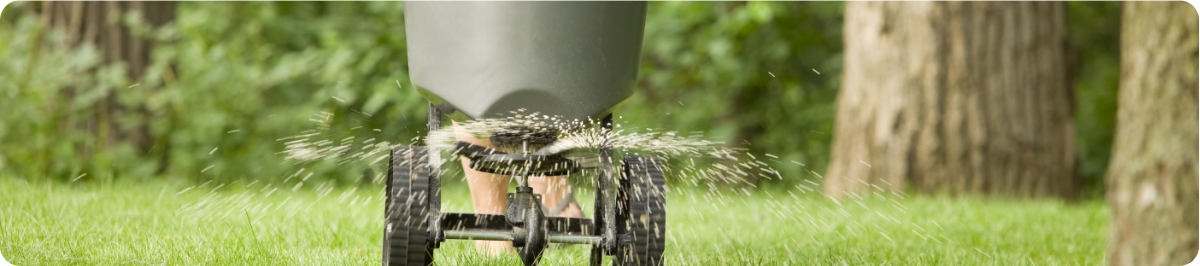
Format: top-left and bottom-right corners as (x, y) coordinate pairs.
(453, 122), (585, 255)
(455, 122), (514, 255)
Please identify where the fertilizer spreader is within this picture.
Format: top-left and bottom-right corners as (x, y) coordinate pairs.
(384, 2), (666, 266)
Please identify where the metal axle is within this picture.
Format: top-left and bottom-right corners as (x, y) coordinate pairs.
(444, 231), (603, 245)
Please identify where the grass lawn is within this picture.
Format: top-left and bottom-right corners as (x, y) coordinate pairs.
(0, 177), (1107, 265)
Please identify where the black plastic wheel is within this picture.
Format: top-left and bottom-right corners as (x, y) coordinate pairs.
(384, 146), (435, 266)
(615, 156), (667, 266)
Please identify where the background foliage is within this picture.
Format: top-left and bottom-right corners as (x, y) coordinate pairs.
(0, 2), (1121, 195)
(627, 1), (844, 183)
(1, 2), (427, 186)
(1065, 1), (1122, 196)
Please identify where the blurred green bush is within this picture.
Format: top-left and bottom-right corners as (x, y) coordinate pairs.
(1, 2), (427, 185)
(0, 2), (1120, 193)
(1066, 1), (1121, 197)
(625, 2), (844, 184)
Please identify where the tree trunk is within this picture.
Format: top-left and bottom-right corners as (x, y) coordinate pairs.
(825, 2), (1077, 198)
(39, 1), (175, 150)
(1106, 2), (1199, 265)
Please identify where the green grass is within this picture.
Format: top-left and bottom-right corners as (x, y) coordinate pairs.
(0, 178), (1107, 265)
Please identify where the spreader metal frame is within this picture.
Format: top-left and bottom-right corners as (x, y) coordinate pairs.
(436, 103), (621, 264)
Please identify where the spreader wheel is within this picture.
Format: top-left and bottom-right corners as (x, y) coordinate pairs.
(383, 146), (435, 266)
(616, 156), (667, 266)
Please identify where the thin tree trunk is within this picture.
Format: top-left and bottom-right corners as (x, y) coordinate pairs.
(826, 2), (1077, 198)
(39, 1), (175, 150)
(1106, 2), (1199, 265)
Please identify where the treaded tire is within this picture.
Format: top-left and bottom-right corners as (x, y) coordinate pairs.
(383, 146), (435, 266)
(615, 156), (667, 266)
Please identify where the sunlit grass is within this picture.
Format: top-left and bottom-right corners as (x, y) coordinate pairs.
(0, 178), (1106, 265)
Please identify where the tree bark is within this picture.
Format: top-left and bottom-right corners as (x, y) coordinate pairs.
(39, 1), (175, 149)
(1106, 2), (1199, 265)
(825, 2), (1077, 198)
